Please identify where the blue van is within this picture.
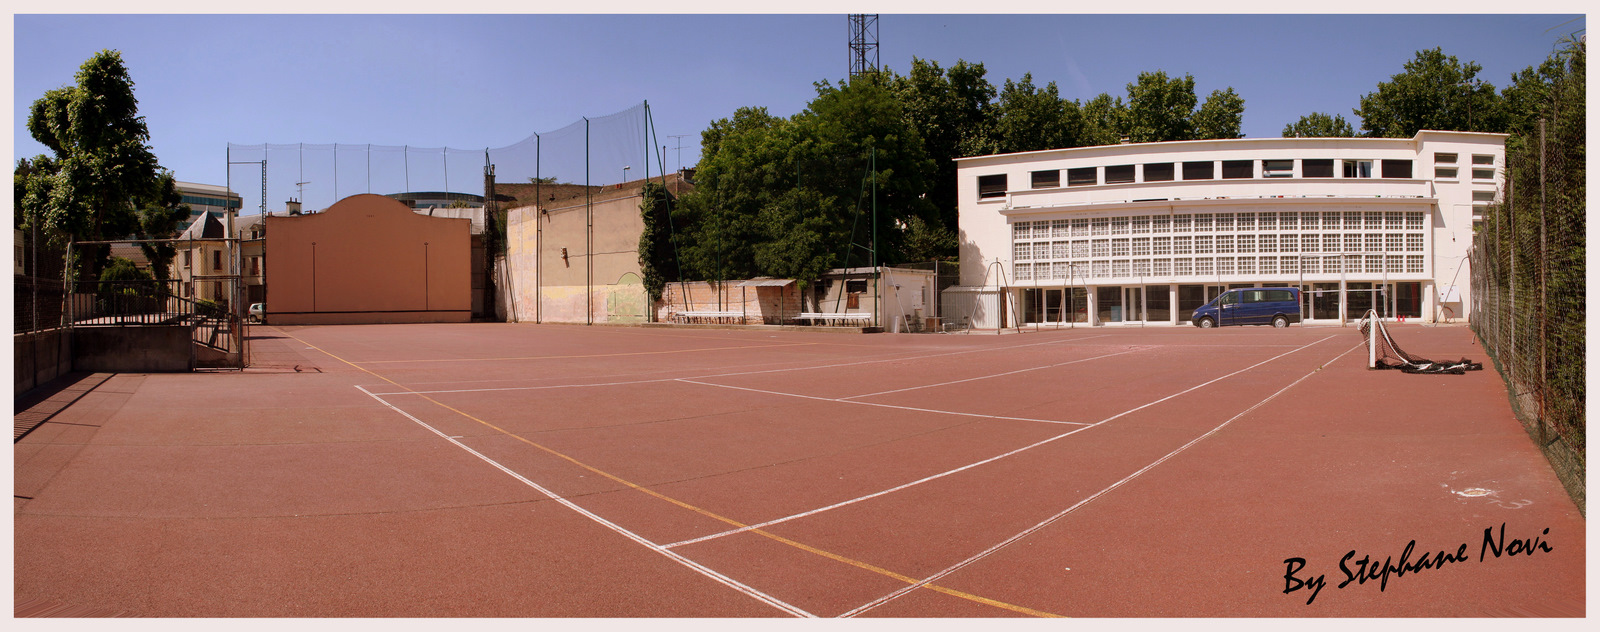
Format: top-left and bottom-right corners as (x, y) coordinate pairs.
(1191, 287), (1302, 328)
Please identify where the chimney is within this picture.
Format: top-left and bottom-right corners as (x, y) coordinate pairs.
(287, 199), (302, 215)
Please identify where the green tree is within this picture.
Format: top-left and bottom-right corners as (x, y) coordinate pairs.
(1079, 93), (1128, 146)
(889, 58), (997, 233)
(993, 73), (1080, 154)
(1354, 47), (1502, 137)
(1124, 71), (1197, 143)
(637, 182), (681, 302)
(1282, 112), (1357, 137)
(1193, 88), (1246, 139)
(18, 49), (182, 280)
(135, 170), (190, 280)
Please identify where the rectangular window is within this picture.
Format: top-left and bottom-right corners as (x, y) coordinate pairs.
(1068, 167), (1097, 186)
(1323, 234), (1341, 253)
(1013, 222), (1031, 240)
(1280, 256), (1299, 274)
(1092, 216), (1109, 235)
(1053, 219), (1071, 237)
(1435, 152), (1457, 164)
(1174, 258), (1193, 276)
(1262, 160), (1294, 178)
(1182, 161), (1214, 180)
(1407, 255), (1425, 273)
(1344, 234), (1363, 253)
(1214, 235), (1234, 254)
(1343, 211), (1362, 230)
(1152, 236), (1171, 256)
(1217, 257), (1236, 276)
(1214, 213), (1234, 232)
(1034, 243), (1051, 260)
(1092, 260), (1109, 278)
(1237, 257), (1255, 275)
(1387, 255), (1404, 274)
(1236, 212), (1256, 231)
(1381, 159), (1413, 178)
(213, 250), (223, 272)
(1473, 168), (1495, 180)
(1133, 259), (1151, 277)
(1221, 160), (1253, 179)
(1144, 162), (1175, 182)
(1154, 259), (1173, 276)
(1173, 236), (1193, 255)
(1259, 257), (1277, 275)
(1031, 170), (1060, 188)
(1112, 260), (1130, 277)
(1405, 212), (1424, 230)
(1092, 239), (1109, 258)
(1343, 159), (1374, 178)
(1151, 215), (1170, 233)
(1472, 190), (1497, 203)
(1014, 263), (1031, 281)
(1052, 262), (1069, 280)
(1302, 234), (1319, 253)
(1365, 234), (1383, 252)
(1193, 235), (1214, 254)
(1385, 211), (1403, 229)
(1435, 167), (1459, 179)
(1072, 240), (1090, 258)
(1053, 241), (1069, 259)
(1111, 239), (1130, 257)
(1193, 214), (1214, 232)
(1172, 214), (1192, 232)
(184, 251), (193, 268)
(1259, 234), (1276, 253)
(1105, 164), (1136, 184)
(1110, 216), (1130, 235)
(1302, 211), (1321, 230)
(1364, 211), (1383, 229)
(1472, 154), (1494, 165)
(1406, 234), (1423, 252)
(1365, 255), (1384, 273)
(1071, 218), (1089, 236)
(1131, 237), (1150, 256)
(1302, 257), (1321, 275)
(1277, 212), (1297, 230)
(1237, 234), (1255, 254)
(1385, 234), (1403, 252)
(1131, 216), (1150, 234)
(978, 174), (1007, 199)
(1015, 243), (1031, 260)
(1303, 159), (1334, 178)
(1195, 257), (1214, 276)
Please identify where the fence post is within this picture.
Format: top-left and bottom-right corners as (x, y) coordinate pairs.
(1537, 118), (1547, 447)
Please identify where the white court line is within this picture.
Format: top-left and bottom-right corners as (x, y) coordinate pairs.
(662, 334), (1336, 550)
(841, 347), (1147, 400)
(839, 340), (1365, 618)
(368, 333), (1119, 397)
(353, 384), (815, 618)
(675, 379), (1093, 427)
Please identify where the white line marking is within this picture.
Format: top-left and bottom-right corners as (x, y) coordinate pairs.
(353, 385), (815, 618)
(662, 335), (1337, 550)
(675, 379), (1093, 427)
(840, 348), (1145, 400)
(839, 341), (1364, 618)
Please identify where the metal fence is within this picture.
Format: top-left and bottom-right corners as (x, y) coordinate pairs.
(1468, 112), (1585, 512)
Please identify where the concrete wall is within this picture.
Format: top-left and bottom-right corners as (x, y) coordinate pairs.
(504, 190), (649, 324)
(14, 329), (72, 395)
(72, 326), (192, 373)
(654, 281), (801, 325)
(265, 194), (472, 325)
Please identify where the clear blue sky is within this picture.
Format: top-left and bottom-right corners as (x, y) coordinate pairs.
(10, 10), (1586, 215)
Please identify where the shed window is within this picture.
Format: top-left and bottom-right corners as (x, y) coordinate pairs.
(978, 174), (1007, 199)
(1262, 160), (1294, 178)
(1105, 164), (1135, 184)
(1303, 159), (1334, 178)
(1182, 161), (1214, 180)
(1143, 162), (1175, 182)
(1067, 167), (1097, 186)
(1381, 159), (1413, 179)
(1221, 160), (1253, 179)
(1031, 170), (1060, 188)
(1343, 160), (1374, 178)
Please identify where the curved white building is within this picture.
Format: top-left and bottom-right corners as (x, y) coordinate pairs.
(948, 131), (1504, 329)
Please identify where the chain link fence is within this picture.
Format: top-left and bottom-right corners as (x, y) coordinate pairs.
(1468, 56), (1584, 512)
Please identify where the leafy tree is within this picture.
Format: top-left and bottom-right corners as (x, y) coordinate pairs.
(1193, 88), (1246, 139)
(637, 182), (681, 302)
(1282, 112), (1356, 137)
(889, 58), (997, 233)
(135, 170), (189, 280)
(1078, 93), (1129, 146)
(18, 49), (183, 280)
(993, 73), (1079, 154)
(1354, 47), (1502, 137)
(1124, 71), (1197, 143)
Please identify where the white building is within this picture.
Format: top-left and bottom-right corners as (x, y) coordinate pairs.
(947, 131), (1504, 329)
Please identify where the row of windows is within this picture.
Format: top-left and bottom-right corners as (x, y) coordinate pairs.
(181, 194), (243, 209)
(1013, 254), (1426, 280)
(1011, 211), (1425, 239)
(1014, 233), (1424, 260)
(980, 158), (1430, 198)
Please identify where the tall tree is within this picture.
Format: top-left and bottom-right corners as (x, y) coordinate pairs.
(993, 73), (1079, 154)
(1193, 88), (1246, 139)
(1282, 112), (1356, 138)
(18, 49), (182, 279)
(1354, 47), (1502, 137)
(889, 58), (997, 234)
(1079, 93), (1128, 146)
(1124, 71), (1197, 143)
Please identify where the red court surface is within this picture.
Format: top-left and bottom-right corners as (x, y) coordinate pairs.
(12, 322), (1587, 618)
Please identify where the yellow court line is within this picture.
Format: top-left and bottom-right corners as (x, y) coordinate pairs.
(287, 333), (1064, 618)
(353, 342), (820, 364)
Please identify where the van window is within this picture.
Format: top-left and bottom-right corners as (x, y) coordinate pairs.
(1265, 289), (1294, 302)
(1219, 292), (1238, 306)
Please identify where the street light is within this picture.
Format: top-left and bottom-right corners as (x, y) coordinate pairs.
(622, 165), (631, 184)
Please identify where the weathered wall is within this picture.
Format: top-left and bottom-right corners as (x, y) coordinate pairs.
(14, 329), (73, 395)
(265, 194), (471, 324)
(502, 192), (651, 324)
(72, 326), (192, 373)
(654, 281), (801, 325)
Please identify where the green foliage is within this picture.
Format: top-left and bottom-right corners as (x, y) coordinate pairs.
(637, 182), (679, 301)
(1282, 112), (1356, 138)
(98, 256), (151, 283)
(1354, 47), (1503, 137)
(17, 49), (182, 280)
(1193, 88), (1246, 140)
(889, 58), (997, 231)
(1124, 71), (1197, 143)
(1078, 93), (1129, 146)
(993, 73), (1079, 154)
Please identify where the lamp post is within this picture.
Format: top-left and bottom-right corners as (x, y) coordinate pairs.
(622, 165), (631, 184)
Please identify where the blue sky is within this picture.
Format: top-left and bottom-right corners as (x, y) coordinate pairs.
(10, 10), (1586, 215)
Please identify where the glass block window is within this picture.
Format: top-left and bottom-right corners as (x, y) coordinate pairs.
(1280, 256), (1298, 274)
(1365, 234), (1383, 253)
(1194, 214), (1214, 232)
(1301, 257), (1320, 275)
(1053, 219), (1071, 237)
(1256, 212), (1274, 230)
(1217, 257), (1235, 276)
(1344, 234), (1363, 253)
(1214, 213), (1235, 231)
(1259, 257), (1277, 275)
(1174, 258), (1193, 276)
(1405, 212), (1424, 230)
(1131, 216), (1151, 234)
(1195, 257), (1214, 276)
(1092, 239), (1109, 257)
(1111, 216), (1130, 235)
(1172, 214), (1193, 232)
(1215, 235), (1235, 254)
(1385, 234), (1403, 252)
(1236, 212), (1256, 231)
(1092, 217), (1110, 235)
(1152, 236), (1172, 255)
(1014, 263), (1031, 280)
(1072, 218), (1090, 236)
(1173, 236), (1193, 255)
(1406, 235), (1423, 252)
(1052, 262), (1070, 280)
(1302, 211), (1320, 230)
(1014, 222), (1031, 240)
(1258, 234), (1276, 253)
(1194, 235), (1213, 254)
(1131, 237), (1150, 256)
(1151, 215), (1171, 233)
(1035, 243), (1051, 259)
(1406, 255), (1424, 273)
(1237, 234), (1255, 254)
(1113, 260), (1131, 277)
(1365, 212), (1383, 229)
(1092, 260), (1109, 278)
(1323, 211), (1341, 229)
(1302, 234), (1320, 252)
(1278, 212), (1297, 230)
(1385, 212), (1403, 229)
(1323, 234), (1341, 253)
(1133, 259), (1151, 277)
(1072, 240), (1090, 258)
(1386, 255), (1404, 273)
(1343, 211), (1361, 229)
(1237, 257), (1255, 275)
(1053, 241), (1070, 259)
(1343, 254), (1362, 273)
(1015, 243), (1031, 260)
(1365, 255), (1384, 273)
(1111, 238), (1130, 257)
(1154, 259), (1172, 276)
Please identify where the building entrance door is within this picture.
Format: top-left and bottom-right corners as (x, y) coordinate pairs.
(1124, 287), (1144, 322)
(1096, 286), (1122, 323)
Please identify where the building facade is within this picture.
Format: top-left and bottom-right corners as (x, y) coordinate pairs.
(949, 131), (1504, 329)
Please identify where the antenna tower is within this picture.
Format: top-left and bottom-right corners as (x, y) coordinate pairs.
(848, 14), (879, 79)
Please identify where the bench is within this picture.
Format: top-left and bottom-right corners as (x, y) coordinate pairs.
(670, 310), (745, 324)
(796, 312), (873, 326)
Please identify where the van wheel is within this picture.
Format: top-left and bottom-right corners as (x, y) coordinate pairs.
(1273, 315), (1289, 328)
(1198, 317), (1215, 329)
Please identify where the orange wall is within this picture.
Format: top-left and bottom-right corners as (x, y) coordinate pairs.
(265, 194), (471, 324)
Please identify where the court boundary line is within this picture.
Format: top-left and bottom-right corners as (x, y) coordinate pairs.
(662, 334), (1336, 550)
(352, 385), (816, 618)
(838, 340), (1366, 617)
(674, 378), (1093, 427)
